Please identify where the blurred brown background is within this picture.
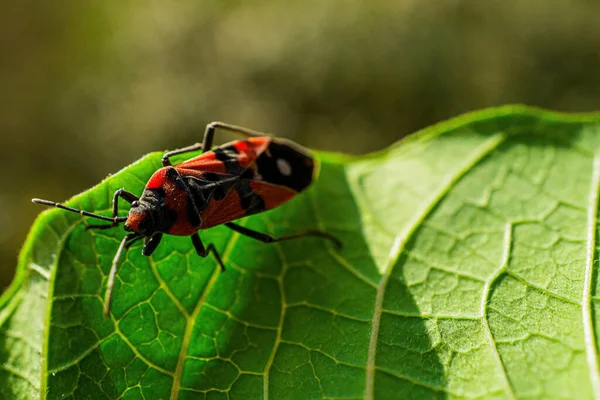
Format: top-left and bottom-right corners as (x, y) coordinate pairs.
(1, 1), (600, 289)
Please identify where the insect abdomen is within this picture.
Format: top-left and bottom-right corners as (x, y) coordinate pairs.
(253, 138), (316, 193)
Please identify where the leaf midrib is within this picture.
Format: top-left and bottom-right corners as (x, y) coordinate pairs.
(480, 223), (515, 399)
(41, 216), (80, 399)
(363, 132), (507, 399)
(582, 156), (600, 398)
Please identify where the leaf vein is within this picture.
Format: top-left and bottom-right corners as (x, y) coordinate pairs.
(41, 221), (79, 399)
(113, 327), (174, 377)
(505, 270), (580, 306)
(0, 363), (38, 390)
(582, 155), (600, 398)
(481, 223), (515, 399)
(170, 229), (241, 399)
(280, 340), (364, 368)
(375, 366), (444, 393)
(380, 309), (480, 320)
(204, 303), (279, 330)
(286, 302), (371, 322)
(308, 190), (378, 288)
(262, 244), (288, 400)
(148, 257), (189, 318)
(364, 133), (506, 400)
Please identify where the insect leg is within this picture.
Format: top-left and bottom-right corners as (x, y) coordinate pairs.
(86, 189), (139, 230)
(202, 122), (266, 151)
(191, 233), (226, 271)
(142, 233), (163, 256)
(161, 143), (204, 166)
(104, 233), (142, 316)
(225, 222), (342, 249)
(161, 121), (268, 166)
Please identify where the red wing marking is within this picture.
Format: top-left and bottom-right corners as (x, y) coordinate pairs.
(175, 158), (228, 174)
(176, 138), (271, 172)
(175, 167), (233, 181)
(247, 137), (271, 148)
(199, 180), (298, 229)
(146, 168), (168, 190)
(163, 181), (199, 236)
(199, 188), (246, 229)
(249, 181), (297, 210)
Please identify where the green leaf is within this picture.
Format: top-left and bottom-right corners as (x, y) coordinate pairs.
(3, 105), (600, 399)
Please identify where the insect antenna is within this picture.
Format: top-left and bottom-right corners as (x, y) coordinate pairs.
(32, 198), (128, 223)
(104, 233), (143, 316)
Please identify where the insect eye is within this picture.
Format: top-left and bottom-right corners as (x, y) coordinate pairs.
(132, 201), (139, 207)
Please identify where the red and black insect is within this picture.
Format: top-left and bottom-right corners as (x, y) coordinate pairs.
(33, 122), (341, 316)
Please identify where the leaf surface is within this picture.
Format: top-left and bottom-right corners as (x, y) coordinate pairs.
(2, 106), (600, 399)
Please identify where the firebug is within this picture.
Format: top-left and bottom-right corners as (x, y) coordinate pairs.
(33, 122), (341, 316)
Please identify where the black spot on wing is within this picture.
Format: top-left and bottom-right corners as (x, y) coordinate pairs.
(200, 172), (227, 200)
(213, 145), (237, 161)
(185, 174), (241, 223)
(235, 180), (265, 215)
(187, 199), (201, 227)
(202, 172), (220, 181)
(240, 168), (255, 180)
(255, 140), (314, 192)
(213, 145), (245, 176)
(212, 186), (227, 201)
(165, 168), (202, 226)
(181, 176), (206, 227)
